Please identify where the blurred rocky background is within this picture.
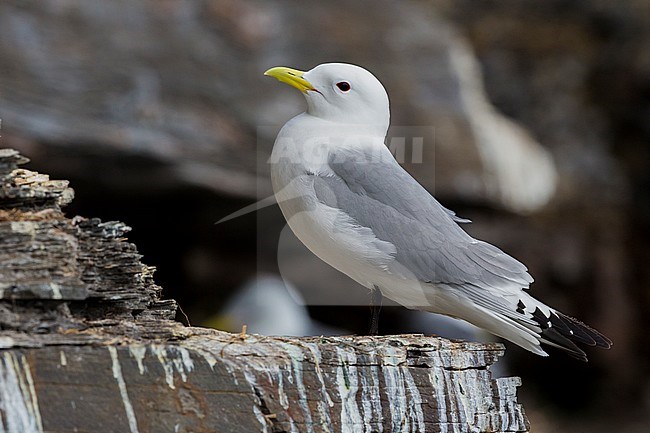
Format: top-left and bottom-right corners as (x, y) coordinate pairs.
(0, 0), (647, 431)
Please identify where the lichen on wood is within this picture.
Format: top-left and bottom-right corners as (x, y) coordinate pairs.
(0, 149), (529, 433)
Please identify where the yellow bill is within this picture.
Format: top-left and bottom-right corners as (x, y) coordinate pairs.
(264, 66), (315, 93)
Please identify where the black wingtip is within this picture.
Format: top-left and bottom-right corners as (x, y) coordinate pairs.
(540, 326), (588, 361)
(531, 307), (612, 360)
(556, 312), (613, 349)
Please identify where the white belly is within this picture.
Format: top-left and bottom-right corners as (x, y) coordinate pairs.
(269, 114), (436, 309)
(271, 161), (434, 309)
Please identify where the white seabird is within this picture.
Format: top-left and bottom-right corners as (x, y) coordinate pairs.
(264, 63), (611, 360)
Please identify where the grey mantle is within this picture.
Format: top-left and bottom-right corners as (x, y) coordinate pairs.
(0, 148), (529, 433)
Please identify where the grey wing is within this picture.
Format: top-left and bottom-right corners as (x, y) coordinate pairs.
(312, 146), (533, 290)
(312, 147), (614, 359)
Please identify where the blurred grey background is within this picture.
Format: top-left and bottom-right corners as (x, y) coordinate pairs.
(1, 0), (648, 431)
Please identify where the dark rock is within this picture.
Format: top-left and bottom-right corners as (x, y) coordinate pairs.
(0, 149), (529, 432)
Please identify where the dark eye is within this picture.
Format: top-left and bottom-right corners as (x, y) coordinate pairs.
(336, 81), (351, 92)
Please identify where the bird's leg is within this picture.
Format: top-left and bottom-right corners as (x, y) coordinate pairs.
(368, 287), (383, 336)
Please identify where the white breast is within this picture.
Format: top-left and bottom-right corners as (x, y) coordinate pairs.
(270, 114), (439, 309)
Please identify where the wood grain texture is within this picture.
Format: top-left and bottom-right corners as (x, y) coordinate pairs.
(0, 149), (529, 433)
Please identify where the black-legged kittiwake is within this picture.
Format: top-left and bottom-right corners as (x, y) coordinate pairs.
(264, 63), (611, 360)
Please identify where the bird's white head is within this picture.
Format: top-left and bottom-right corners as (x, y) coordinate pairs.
(265, 63), (390, 135)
